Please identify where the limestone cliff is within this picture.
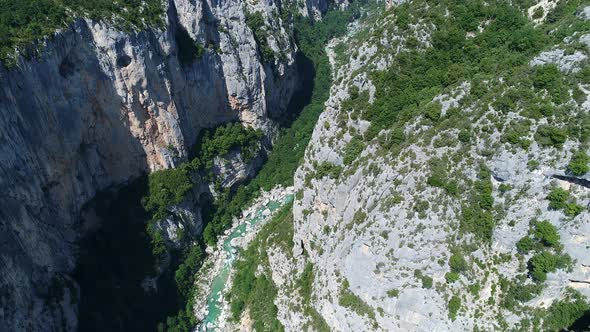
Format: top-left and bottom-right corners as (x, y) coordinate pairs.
(0, 0), (332, 330)
(263, 2), (590, 331)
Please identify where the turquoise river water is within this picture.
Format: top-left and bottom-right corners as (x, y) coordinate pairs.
(199, 193), (294, 331)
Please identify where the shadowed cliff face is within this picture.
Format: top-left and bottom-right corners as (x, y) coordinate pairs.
(0, 0), (337, 329)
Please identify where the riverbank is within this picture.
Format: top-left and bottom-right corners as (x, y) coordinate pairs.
(192, 186), (295, 331)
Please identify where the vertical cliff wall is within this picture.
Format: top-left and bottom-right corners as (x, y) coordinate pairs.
(266, 2), (590, 331)
(0, 0), (335, 329)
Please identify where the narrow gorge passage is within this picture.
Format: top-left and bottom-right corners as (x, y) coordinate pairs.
(71, 33), (321, 332)
(197, 190), (294, 331)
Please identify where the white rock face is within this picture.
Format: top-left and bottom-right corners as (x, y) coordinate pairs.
(0, 0), (334, 330)
(267, 5), (590, 332)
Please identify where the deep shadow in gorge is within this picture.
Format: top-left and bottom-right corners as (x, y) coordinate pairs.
(72, 45), (317, 332)
(569, 310), (590, 331)
(73, 178), (181, 332)
(270, 51), (316, 128)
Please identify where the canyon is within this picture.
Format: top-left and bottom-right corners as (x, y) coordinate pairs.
(2, 0), (590, 331)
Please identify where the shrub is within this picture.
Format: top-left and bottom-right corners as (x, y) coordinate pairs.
(543, 289), (590, 332)
(387, 289), (399, 297)
(536, 125), (568, 148)
(534, 220), (560, 248)
(567, 151), (590, 176)
(448, 295), (461, 320)
(339, 280), (376, 321)
(445, 272), (460, 283)
(175, 27), (204, 65)
(564, 203), (584, 217)
(528, 251), (570, 283)
(516, 236), (537, 254)
(458, 129), (471, 143)
(449, 253), (468, 274)
(246, 11), (275, 61)
(546, 187), (584, 217)
(352, 209), (367, 225)
(421, 275), (433, 289)
(547, 187), (569, 210)
(498, 183), (512, 194)
(532, 7), (544, 19)
(501, 281), (542, 310)
(533, 65), (562, 91)
(315, 162), (343, 179)
(343, 136), (365, 165)
(424, 102), (442, 122)
(175, 246), (204, 297)
(461, 166), (496, 241)
(527, 160), (540, 171)
(143, 167), (192, 220)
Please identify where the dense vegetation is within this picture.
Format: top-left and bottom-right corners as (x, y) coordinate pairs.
(228, 205), (294, 330)
(0, 0), (165, 66)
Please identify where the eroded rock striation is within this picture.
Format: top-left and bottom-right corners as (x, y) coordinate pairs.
(0, 0), (332, 330)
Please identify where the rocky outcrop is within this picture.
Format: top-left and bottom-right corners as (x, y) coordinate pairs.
(267, 3), (590, 332)
(0, 0), (337, 329)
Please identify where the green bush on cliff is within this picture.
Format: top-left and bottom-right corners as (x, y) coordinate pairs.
(547, 187), (584, 217)
(195, 122), (264, 169)
(343, 136), (365, 165)
(528, 251), (571, 283)
(448, 295), (461, 321)
(246, 11), (275, 62)
(339, 279), (376, 321)
(175, 245), (204, 298)
(461, 166), (495, 241)
(541, 289), (590, 332)
(567, 151), (590, 176)
(143, 167), (193, 221)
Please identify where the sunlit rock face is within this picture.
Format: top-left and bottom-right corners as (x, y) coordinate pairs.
(0, 0), (336, 329)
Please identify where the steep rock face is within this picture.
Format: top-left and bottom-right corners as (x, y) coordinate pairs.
(0, 0), (332, 330)
(269, 2), (590, 331)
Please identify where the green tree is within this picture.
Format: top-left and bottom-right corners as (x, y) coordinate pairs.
(534, 220), (560, 248)
(547, 187), (569, 210)
(448, 295), (461, 320)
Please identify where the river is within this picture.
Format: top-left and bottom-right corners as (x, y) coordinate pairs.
(197, 188), (294, 331)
